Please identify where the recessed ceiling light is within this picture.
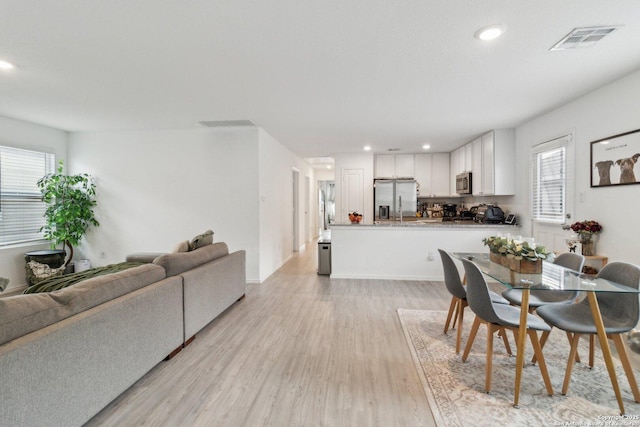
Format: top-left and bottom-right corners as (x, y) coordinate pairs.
(422, 144), (431, 150)
(0, 60), (15, 70)
(326, 165), (332, 169)
(474, 24), (506, 41)
(363, 145), (372, 151)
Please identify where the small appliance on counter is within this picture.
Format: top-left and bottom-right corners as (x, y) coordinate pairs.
(475, 204), (505, 223)
(379, 205), (390, 220)
(442, 204), (457, 218)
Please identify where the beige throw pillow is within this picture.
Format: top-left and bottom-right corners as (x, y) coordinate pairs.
(172, 240), (190, 253)
(189, 230), (214, 251)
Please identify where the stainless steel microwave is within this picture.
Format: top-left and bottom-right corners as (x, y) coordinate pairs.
(456, 172), (472, 195)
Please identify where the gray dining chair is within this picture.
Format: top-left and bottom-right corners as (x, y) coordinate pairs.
(536, 261), (640, 398)
(460, 258), (554, 396)
(501, 252), (585, 311)
(438, 249), (510, 354)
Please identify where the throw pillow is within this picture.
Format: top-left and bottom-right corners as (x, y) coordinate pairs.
(172, 240), (190, 253)
(189, 229), (214, 251)
(27, 261), (65, 284)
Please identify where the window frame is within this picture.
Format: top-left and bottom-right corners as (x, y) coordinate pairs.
(0, 145), (56, 247)
(531, 134), (573, 225)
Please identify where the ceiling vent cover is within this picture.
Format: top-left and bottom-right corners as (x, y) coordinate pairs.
(198, 120), (256, 127)
(550, 26), (622, 51)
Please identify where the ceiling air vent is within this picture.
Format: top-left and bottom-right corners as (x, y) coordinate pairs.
(387, 148), (402, 152)
(198, 120), (256, 127)
(550, 26), (622, 51)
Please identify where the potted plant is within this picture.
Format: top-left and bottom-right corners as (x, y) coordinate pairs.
(37, 160), (99, 267)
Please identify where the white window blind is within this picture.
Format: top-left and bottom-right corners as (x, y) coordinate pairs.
(0, 146), (55, 246)
(531, 135), (571, 224)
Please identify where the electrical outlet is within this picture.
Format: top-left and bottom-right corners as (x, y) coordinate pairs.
(428, 251), (435, 261)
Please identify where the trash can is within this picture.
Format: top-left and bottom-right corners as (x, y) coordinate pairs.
(317, 239), (331, 275)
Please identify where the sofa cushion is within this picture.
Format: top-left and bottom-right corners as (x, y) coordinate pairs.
(154, 242), (229, 277)
(50, 264), (167, 315)
(0, 293), (70, 346)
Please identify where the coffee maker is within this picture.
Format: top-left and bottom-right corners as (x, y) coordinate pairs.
(443, 204), (457, 218)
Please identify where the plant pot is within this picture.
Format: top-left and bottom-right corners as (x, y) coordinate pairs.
(579, 233), (595, 256)
(489, 252), (542, 274)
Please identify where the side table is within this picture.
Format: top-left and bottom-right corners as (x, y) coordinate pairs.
(584, 255), (608, 274)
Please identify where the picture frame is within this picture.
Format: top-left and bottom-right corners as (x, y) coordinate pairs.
(591, 128), (640, 187)
(504, 213), (516, 225)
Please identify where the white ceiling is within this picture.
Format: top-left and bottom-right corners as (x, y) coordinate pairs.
(1, 1), (640, 158)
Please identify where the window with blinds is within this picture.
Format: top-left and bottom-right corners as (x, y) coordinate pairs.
(0, 146), (55, 246)
(531, 136), (570, 223)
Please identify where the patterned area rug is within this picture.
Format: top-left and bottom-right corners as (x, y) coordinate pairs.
(398, 309), (640, 427)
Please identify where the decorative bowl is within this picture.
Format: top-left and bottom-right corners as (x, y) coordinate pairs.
(348, 212), (363, 224)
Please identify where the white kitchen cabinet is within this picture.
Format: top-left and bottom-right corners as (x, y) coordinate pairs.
(394, 154), (415, 177)
(471, 137), (482, 195)
(449, 147), (465, 195)
(374, 154), (414, 178)
(473, 130), (515, 196)
(465, 143), (473, 172)
(375, 155), (396, 178)
(415, 153), (450, 197)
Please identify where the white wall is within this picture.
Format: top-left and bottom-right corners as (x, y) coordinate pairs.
(512, 69), (640, 264)
(68, 127), (262, 281)
(258, 129), (315, 281)
(0, 115), (68, 291)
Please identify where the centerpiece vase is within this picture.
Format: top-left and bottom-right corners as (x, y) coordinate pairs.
(580, 233), (595, 256)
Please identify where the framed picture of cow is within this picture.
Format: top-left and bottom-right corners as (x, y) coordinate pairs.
(591, 128), (640, 187)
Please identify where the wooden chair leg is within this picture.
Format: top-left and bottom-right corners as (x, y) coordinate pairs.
(589, 334), (595, 368)
(498, 328), (512, 356)
(528, 330), (554, 396)
(444, 296), (457, 334)
(452, 299), (461, 330)
(531, 329), (550, 364)
(485, 324), (496, 393)
(611, 334), (640, 402)
(462, 316), (482, 362)
(455, 299), (465, 354)
(566, 331), (581, 364)
(562, 333), (582, 395)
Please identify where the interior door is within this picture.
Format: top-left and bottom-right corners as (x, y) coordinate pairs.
(531, 134), (575, 252)
(342, 168), (364, 222)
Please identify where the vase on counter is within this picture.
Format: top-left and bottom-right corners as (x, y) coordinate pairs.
(579, 233), (595, 256)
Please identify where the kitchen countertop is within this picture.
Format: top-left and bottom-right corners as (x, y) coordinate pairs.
(332, 220), (518, 229)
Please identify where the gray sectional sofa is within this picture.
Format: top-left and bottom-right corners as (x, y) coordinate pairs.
(0, 242), (245, 427)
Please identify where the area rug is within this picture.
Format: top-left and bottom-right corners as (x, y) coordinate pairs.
(398, 309), (640, 427)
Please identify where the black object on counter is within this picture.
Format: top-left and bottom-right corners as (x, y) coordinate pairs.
(443, 204), (457, 218)
(483, 205), (506, 223)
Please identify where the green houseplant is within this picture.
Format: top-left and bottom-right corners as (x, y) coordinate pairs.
(37, 160), (99, 266)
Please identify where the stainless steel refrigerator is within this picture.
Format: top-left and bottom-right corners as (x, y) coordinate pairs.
(373, 179), (417, 221)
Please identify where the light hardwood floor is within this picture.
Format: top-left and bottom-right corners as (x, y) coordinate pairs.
(85, 243), (448, 427)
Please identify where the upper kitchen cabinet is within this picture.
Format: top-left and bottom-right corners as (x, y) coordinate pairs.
(415, 153), (450, 197)
(474, 130), (515, 196)
(374, 154), (414, 178)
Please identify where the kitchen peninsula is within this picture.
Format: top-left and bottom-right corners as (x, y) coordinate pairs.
(330, 221), (517, 280)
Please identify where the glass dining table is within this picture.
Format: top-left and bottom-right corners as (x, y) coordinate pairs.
(453, 252), (640, 415)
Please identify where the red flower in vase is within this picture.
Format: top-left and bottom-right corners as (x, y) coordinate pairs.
(569, 220), (602, 235)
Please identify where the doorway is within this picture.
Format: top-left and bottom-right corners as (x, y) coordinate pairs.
(292, 169), (300, 252)
(318, 180), (335, 233)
